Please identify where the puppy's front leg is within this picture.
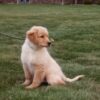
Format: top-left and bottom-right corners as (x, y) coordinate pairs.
(26, 64), (45, 89)
(22, 65), (32, 86)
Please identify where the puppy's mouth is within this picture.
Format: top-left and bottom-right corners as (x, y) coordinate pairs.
(38, 38), (54, 48)
(40, 43), (51, 47)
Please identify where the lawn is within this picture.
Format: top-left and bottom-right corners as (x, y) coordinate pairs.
(0, 4), (100, 100)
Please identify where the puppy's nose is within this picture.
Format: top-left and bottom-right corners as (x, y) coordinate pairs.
(48, 42), (51, 46)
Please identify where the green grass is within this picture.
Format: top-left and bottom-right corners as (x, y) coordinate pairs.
(0, 4), (100, 100)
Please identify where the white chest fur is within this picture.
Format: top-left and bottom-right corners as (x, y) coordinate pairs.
(21, 39), (50, 68)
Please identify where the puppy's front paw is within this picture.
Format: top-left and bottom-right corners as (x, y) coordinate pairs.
(26, 84), (34, 89)
(22, 80), (31, 86)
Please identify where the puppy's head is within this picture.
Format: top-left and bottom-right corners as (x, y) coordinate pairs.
(26, 26), (51, 47)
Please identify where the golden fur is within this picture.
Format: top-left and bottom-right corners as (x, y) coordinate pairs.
(21, 26), (84, 89)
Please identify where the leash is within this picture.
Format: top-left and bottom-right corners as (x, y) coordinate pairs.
(0, 32), (24, 41)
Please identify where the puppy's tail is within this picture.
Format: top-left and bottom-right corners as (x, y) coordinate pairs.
(62, 75), (84, 83)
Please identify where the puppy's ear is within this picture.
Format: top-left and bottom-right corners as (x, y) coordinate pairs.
(26, 30), (35, 42)
(26, 27), (38, 37)
(26, 27), (39, 43)
(26, 30), (34, 36)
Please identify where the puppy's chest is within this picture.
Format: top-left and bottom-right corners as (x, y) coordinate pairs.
(23, 49), (47, 65)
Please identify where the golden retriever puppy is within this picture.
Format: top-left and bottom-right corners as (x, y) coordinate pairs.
(21, 26), (84, 89)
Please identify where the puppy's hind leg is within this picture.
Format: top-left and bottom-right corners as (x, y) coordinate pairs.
(47, 76), (66, 86)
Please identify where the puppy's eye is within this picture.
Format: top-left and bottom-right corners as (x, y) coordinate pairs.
(40, 35), (44, 38)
